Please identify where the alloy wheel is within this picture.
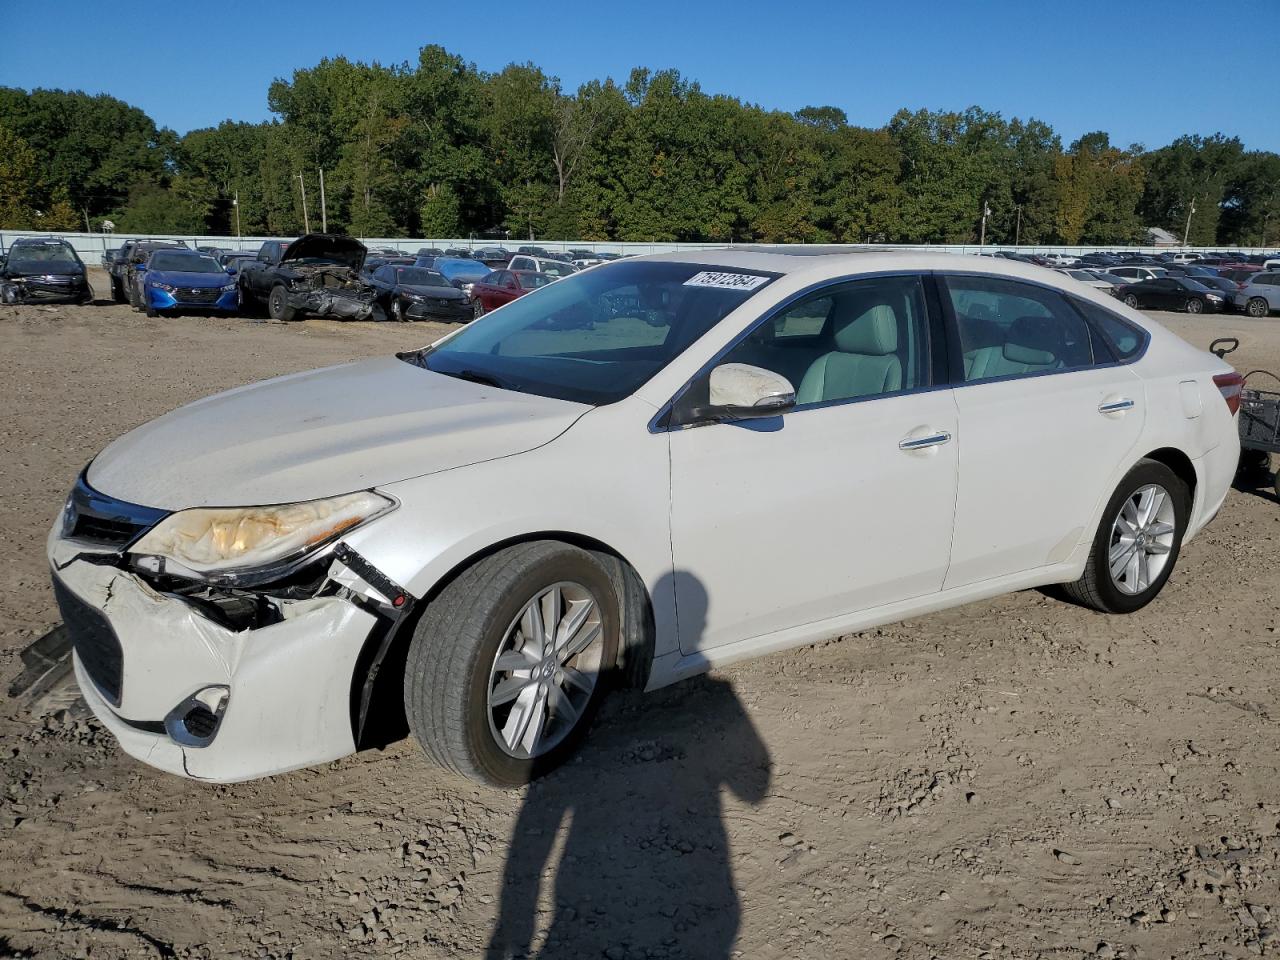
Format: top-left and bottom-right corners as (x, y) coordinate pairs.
(1248, 297), (1269, 318)
(1108, 483), (1176, 596)
(486, 581), (605, 759)
(1186, 298), (1203, 314)
(1124, 295), (1139, 308)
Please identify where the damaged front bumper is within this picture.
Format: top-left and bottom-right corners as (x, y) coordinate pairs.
(48, 529), (397, 782)
(2, 275), (92, 304)
(287, 286), (377, 320)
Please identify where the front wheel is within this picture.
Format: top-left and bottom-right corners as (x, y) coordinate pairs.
(404, 541), (619, 787)
(391, 298), (406, 322)
(1247, 297), (1270, 318)
(110, 276), (124, 303)
(1061, 459), (1189, 614)
(267, 285), (296, 322)
(472, 300), (485, 321)
(1123, 294), (1140, 309)
(1186, 297), (1204, 314)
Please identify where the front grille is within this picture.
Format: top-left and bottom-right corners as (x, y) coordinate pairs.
(182, 706), (219, 738)
(52, 575), (124, 706)
(175, 287), (222, 303)
(71, 513), (145, 545)
(63, 472), (168, 547)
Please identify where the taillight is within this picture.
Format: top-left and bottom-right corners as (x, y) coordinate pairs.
(1213, 371), (1244, 415)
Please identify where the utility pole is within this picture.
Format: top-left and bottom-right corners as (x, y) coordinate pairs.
(318, 169), (327, 233)
(233, 191), (241, 244)
(1182, 197), (1196, 247)
(1015, 205), (1022, 246)
(297, 173), (311, 234)
(979, 201), (991, 246)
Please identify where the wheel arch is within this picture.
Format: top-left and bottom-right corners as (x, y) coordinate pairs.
(350, 530), (656, 751)
(1141, 446), (1198, 504)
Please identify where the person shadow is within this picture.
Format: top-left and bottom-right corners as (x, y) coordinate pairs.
(485, 571), (771, 960)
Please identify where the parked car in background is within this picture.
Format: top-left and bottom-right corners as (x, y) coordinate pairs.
(516, 245), (551, 257)
(1190, 274), (1242, 306)
(218, 252), (257, 277)
(49, 250), (1240, 787)
(366, 264), (474, 323)
(469, 269), (552, 315)
(1, 237), (92, 304)
(111, 239), (189, 304)
(1057, 268), (1118, 296)
(136, 250), (239, 317)
(416, 247), (445, 258)
(1109, 265), (1169, 285)
(361, 256), (416, 281)
(238, 234), (379, 321)
(1085, 270), (1131, 293)
(1118, 276), (1224, 314)
(100, 247), (119, 271)
(1233, 272), (1280, 317)
(473, 246), (512, 269)
(432, 256), (492, 296)
(1220, 267), (1262, 285)
(443, 247), (475, 259)
(508, 254), (579, 279)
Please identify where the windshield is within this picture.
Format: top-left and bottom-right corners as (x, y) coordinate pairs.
(539, 260), (578, 278)
(10, 242), (79, 264)
(150, 253), (224, 273)
(435, 258), (488, 280)
(395, 268), (449, 287)
(407, 260), (778, 406)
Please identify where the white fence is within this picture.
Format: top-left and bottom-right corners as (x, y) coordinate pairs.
(2, 230), (1276, 261)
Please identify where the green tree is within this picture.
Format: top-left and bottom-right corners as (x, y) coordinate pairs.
(0, 123), (38, 228)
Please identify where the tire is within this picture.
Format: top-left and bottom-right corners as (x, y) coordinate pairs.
(145, 305), (159, 318)
(1123, 294), (1140, 309)
(1247, 297), (1270, 319)
(391, 298), (405, 322)
(1061, 459), (1189, 614)
(404, 541), (620, 787)
(473, 300), (485, 320)
(1186, 298), (1204, 314)
(267, 284), (296, 322)
(110, 276), (124, 303)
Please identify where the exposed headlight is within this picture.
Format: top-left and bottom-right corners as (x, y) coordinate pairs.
(402, 291), (425, 302)
(153, 282), (176, 293)
(1206, 294), (1223, 301)
(130, 491), (395, 581)
(221, 282), (237, 292)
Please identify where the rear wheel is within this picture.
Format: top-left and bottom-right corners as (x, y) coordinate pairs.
(1186, 297), (1204, 314)
(1061, 459), (1189, 614)
(267, 284), (296, 322)
(110, 276), (124, 303)
(404, 541), (619, 787)
(1247, 297), (1270, 318)
(1123, 294), (1140, 309)
(391, 298), (406, 322)
(472, 300), (485, 320)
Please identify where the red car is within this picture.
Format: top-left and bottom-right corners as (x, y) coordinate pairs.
(470, 269), (553, 316)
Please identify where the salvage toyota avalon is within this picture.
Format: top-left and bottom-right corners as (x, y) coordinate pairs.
(49, 250), (1242, 787)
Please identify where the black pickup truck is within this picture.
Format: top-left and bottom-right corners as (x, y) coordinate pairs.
(108, 239), (189, 304)
(237, 235), (381, 321)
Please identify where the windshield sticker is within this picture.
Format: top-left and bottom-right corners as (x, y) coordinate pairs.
(683, 271), (770, 291)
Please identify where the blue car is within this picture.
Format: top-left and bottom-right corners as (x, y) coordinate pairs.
(139, 250), (239, 317)
(431, 256), (491, 295)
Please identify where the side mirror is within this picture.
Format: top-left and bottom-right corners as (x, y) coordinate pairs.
(701, 363), (796, 420)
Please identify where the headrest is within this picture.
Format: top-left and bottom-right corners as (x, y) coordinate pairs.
(1003, 315), (1062, 365)
(834, 302), (898, 356)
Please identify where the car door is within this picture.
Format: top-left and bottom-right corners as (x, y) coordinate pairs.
(667, 273), (959, 654)
(939, 273), (1146, 588)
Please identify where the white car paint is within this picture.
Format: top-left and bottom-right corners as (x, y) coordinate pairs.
(49, 249), (1240, 782)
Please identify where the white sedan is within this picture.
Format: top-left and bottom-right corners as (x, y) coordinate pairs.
(49, 250), (1242, 787)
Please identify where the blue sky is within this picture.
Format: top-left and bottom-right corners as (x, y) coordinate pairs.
(3, 0), (1277, 152)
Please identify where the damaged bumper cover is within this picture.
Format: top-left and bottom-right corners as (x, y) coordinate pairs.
(287, 286), (377, 320)
(48, 528), (404, 782)
(2, 275), (92, 304)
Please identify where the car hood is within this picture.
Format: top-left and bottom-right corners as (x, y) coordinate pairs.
(281, 234), (366, 270)
(148, 270), (232, 287)
(87, 355), (591, 511)
(403, 284), (464, 299)
(6, 259), (83, 277)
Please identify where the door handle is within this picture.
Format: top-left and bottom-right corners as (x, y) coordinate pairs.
(1098, 398), (1135, 414)
(899, 430), (952, 451)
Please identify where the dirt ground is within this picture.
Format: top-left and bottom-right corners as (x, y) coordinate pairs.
(1, 270), (1279, 960)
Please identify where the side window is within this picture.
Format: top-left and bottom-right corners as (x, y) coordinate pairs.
(1071, 297), (1145, 361)
(944, 275), (1095, 383)
(719, 275), (929, 407)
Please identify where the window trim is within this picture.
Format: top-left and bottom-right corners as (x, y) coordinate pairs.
(653, 270), (948, 432)
(933, 271), (1150, 391)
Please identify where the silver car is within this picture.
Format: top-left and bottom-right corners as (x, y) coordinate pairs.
(1234, 272), (1280, 317)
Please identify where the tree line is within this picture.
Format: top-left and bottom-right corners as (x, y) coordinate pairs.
(2, 45), (1278, 246)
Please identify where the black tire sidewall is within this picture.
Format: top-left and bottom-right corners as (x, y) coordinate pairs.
(1187, 298), (1203, 314)
(407, 544), (621, 787)
(1249, 298), (1268, 318)
(1089, 461), (1189, 613)
(268, 285), (294, 321)
(1124, 295), (1139, 308)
